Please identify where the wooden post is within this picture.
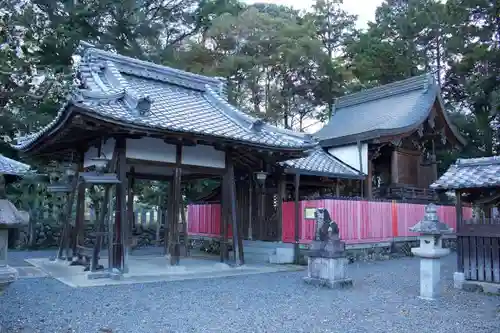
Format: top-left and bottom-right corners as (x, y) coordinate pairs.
(294, 173), (300, 265)
(248, 178), (253, 240)
(455, 190), (464, 272)
(227, 151), (242, 265)
(57, 169), (79, 261)
(113, 137), (127, 271)
(71, 182), (85, 258)
(164, 189), (171, 256)
(366, 160), (373, 199)
(277, 173), (286, 242)
(169, 167), (182, 265)
(91, 185), (111, 272)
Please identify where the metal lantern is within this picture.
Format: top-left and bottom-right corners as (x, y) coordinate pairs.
(63, 162), (77, 177)
(46, 182), (72, 195)
(254, 171), (268, 186)
(90, 156), (110, 173)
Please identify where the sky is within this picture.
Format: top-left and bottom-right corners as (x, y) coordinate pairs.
(244, 0), (385, 29)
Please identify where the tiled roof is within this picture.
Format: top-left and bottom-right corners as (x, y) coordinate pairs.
(430, 156), (500, 190)
(280, 147), (364, 179)
(316, 74), (465, 147)
(15, 42), (316, 152)
(0, 154), (30, 176)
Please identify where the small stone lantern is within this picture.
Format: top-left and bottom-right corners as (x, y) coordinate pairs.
(409, 203), (453, 300)
(0, 199), (29, 293)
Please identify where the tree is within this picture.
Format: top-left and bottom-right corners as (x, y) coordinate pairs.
(444, 0), (500, 156)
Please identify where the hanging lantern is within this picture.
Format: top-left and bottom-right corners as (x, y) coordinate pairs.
(63, 162), (77, 177)
(254, 171), (268, 186)
(90, 156), (110, 174)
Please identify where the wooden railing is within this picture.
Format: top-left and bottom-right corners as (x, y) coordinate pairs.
(373, 184), (436, 202)
(460, 217), (500, 237)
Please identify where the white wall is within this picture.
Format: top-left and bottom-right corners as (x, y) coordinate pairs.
(126, 137), (176, 163)
(84, 137), (226, 170)
(182, 145), (225, 169)
(328, 143), (368, 174)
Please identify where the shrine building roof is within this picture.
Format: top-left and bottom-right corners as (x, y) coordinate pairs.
(315, 74), (466, 148)
(280, 147), (365, 179)
(431, 156), (500, 190)
(0, 154), (30, 176)
(15, 42), (316, 154)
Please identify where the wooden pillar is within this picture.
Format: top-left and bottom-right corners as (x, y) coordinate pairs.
(57, 169), (79, 261)
(127, 167), (135, 234)
(248, 178), (253, 240)
(113, 137), (127, 271)
(366, 160), (373, 199)
(391, 149), (399, 184)
(335, 180), (341, 197)
(294, 173), (301, 264)
(227, 151), (243, 265)
(276, 173), (286, 242)
(91, 185), (111, 272)
(455, 190), (464, 272)
(168, 144), (182, 265)
(219, 176), (227, 262)
(71, 158), (85, 258)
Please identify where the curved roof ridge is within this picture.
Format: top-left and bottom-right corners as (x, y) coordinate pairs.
(335, 73), (431, 109)
(78, 41), (223, 93)
(203, 85), (316, 145)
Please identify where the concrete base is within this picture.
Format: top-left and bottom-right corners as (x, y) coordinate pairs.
(25, 256), (304, 288)
(452, 274), (500, 295)
(0, 265), (18, 295)
(269, 247), (294, 264)
(453, 272), (465, 289)
(303, 276), (353, 289)
(419, 258), (441, 300)
(304, 256), (352, 289)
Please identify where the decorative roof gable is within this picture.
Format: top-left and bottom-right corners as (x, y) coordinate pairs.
(316, 74), (465, 147)
(15, 42), (316, 152)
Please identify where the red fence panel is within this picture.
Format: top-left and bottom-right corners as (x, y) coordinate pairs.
(187, 204), (233, 238)
(189, 200), (474, 243)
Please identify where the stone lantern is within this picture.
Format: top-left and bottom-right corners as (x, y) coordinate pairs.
(0, 199), (29, 293)
(409, 203), (453, 300)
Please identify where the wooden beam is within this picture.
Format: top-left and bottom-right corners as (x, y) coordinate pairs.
(220, 174), (228, 262)
(294, 173), (300, 264)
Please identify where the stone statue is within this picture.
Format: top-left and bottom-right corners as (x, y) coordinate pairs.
(310, 208), (343, 257)
(304, 207), (352, 289)
(314, 208), (339, 241)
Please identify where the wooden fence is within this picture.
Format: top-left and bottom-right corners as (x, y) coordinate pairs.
(188, 198), (473, 244)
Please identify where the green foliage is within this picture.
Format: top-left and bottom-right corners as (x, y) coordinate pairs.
(0, 0), (498, 206)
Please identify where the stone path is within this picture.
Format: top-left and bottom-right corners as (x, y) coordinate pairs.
(1, 252), (499, 333)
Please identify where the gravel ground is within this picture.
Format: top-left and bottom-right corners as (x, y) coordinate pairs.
(1, 253), (499, 333)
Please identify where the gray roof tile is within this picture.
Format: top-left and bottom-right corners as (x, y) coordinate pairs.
(0, 154), (30, 176)
(316, 74), (465, 147)
(280, 147), (364, 179)
(430, 156), (500, 190)
(15, 43), (315, 151)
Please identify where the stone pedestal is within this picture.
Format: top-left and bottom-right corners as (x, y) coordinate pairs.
(0, 229), (18, 294)
(303, 208), (352, 289)
(303, 255), (352, 289)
